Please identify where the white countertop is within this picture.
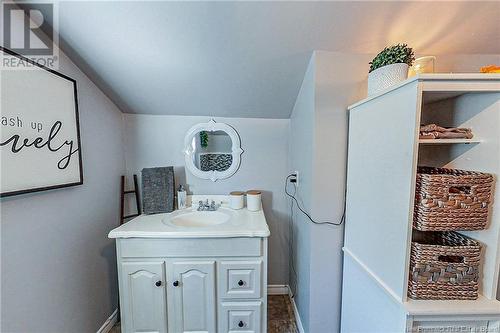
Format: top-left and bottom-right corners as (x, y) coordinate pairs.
(108, 204), (270, 239)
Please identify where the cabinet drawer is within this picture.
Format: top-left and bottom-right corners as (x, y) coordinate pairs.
(219, 301), (262, 333)
(219, 260), (262, 299)
(119, 238), (262, 258)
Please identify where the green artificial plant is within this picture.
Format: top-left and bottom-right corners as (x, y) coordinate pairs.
(200, 131), (209, 148)
(369, 44), (415, 73)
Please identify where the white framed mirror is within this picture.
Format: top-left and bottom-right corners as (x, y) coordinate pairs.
(183, 119), (243, 181)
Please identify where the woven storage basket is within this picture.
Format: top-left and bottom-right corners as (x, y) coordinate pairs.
(414, 167), (493, 231)
(408, 231), (481, 300)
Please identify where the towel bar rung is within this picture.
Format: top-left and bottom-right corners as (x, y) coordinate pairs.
(120, 174), (141, 225)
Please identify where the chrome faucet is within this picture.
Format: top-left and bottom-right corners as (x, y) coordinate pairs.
(197, 199), (218, 211)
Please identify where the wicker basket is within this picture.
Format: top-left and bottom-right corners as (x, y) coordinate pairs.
(414, 167), (494, 231)
(408, 231), (481, 300)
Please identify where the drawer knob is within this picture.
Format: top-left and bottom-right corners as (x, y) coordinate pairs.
(173, 280), (179, 287)
(238, 321), (244, 328)
(238, 280), (244, 286)
(155, 281), (162, 287)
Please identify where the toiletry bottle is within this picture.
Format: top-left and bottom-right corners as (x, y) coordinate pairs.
(177, 185), (187, 209)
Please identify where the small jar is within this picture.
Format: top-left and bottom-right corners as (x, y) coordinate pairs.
(246, 190), (262, 211)
(229, 191), (245, 210)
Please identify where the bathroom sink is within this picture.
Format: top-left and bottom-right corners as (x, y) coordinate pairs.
(163, 209), (232, 228)
(109, 195), (270, 238)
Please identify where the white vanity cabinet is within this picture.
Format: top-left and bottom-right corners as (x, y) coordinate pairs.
(115, 237), (268, 333)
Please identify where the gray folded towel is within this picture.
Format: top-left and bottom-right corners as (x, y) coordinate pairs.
(141, 166), (175, 214)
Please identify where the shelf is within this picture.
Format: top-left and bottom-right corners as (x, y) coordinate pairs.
(348, 73), (500, 110)
(422, 91), (466, 104)
(345, 247), (500, 316)
(403, 294), (500, 316)
(419, 138), (482, 145)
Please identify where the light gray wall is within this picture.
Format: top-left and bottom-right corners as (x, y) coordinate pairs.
(289, 51), (370, 333)
(122, 114), (290, 284)
(433, 54), (500, 72)
(1, 50), (125, 332)
(288, 55), (315, 332)
(309, 51), (372, 332)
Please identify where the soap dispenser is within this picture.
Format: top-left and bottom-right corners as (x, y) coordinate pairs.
(177, 185), (187, 209)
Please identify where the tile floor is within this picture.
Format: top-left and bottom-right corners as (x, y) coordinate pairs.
(267, 295), (298, 333)
(110, 295), (298, 333)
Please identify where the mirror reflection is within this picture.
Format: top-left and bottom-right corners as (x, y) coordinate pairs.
(191, 130), (233, 172)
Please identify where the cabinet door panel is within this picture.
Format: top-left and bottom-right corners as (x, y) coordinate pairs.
(121, 261), (167, 333)
(168, 260), (216, 333)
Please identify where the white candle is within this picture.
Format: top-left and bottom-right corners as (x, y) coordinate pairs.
(229, 191), (245, 210)
(246, 190), (262, 211)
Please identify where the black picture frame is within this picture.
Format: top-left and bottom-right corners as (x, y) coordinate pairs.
(0, 46), (83, 197)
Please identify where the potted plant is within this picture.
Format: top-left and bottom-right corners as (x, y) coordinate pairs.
(368, 43), (415, 95)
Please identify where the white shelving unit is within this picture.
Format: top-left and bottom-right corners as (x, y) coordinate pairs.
(341, 74), (500, 332)
(418, 138), (482, 145)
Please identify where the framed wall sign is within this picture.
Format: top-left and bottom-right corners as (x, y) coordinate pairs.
(0, 47), (83, 197)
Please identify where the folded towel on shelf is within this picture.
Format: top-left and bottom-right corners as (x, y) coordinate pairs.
(419, 124), (473, 140)
(141, 166), (175, 214)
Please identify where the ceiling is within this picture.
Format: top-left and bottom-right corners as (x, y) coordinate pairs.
(48, 1), (500, 118)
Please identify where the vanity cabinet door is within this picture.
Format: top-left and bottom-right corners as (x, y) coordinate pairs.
(121, 261), (167, 333)
(168, 260), (216, 333)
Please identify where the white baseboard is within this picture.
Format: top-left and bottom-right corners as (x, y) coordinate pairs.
(288, 286), (305, 333)
(267, 284), (289, 295)
(96, 309), (118, 333)
(268, 285), (304, 333)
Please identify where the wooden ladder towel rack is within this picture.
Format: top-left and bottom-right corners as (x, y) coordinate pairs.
(120, 175), (141, 225)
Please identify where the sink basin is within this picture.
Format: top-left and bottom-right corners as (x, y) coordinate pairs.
(108, 195), (271, 239)
(164, 210), (232, 228)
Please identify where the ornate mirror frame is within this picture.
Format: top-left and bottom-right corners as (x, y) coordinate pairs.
(183, 119), (243, 181)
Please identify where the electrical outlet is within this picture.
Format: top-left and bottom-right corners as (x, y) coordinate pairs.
(294, 170), (299, 187)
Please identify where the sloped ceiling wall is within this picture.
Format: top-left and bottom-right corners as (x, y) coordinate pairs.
(41, 1), (500, 118)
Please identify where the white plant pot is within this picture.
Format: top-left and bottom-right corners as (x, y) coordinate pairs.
(367, 63), (409, 96)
